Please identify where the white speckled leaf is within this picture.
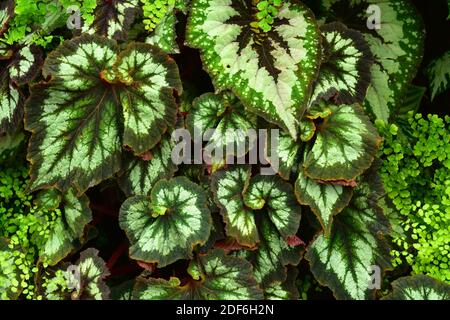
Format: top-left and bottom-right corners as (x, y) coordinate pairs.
(186, 0), (321, 138)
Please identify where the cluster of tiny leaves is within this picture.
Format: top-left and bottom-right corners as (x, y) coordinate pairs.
(141, 0), (175, 31)
(378, 113), (450, 283)
(253, 0), (283, 32)
(0, 164), (60, 299)
(1, 0), (96, 47)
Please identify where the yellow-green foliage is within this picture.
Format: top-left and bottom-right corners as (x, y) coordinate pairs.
(141, 0), (175, 31)
(378, 113), (450, 283)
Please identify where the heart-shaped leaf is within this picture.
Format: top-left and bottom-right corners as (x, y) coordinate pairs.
(382, 275), (450, 300)
(1, 45), (42, 133)
(132, 249), (264, 300)
(186, 0), (321, 138)
(87, 0), (139, 40)
(305, 170), (392, 300)
(244, 175), (301, 238)
(187, 92), (257, 165)
(36, 189), (92, 266)
(119, 177), (211, 267)
(309, 22), (372, 107)
(235, 215), (303, 288)
(25, 34), (182, 194)
(303, 103), (380, 182)
(319, 0), (425, 121)
(211, 165), (258, 247)
(118, 134), (178, 197)
(295, 168), (353, 235)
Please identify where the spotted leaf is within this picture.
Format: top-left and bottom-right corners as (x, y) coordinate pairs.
(118, 134), (178, 197)
(119, 177), (211, 268)
(186, 0), (321, 138)
(305, 171), (392, 300)
(87, 0), (139, 40)
(295, 168), (353, 236)
(187, 92), (257, 165)
(211, 165), (258, 247)
(1, 45), (42, 133)
(303, 103), (380, 182)
(25, 35), (182, 194)
(319, 0), (425, 121)
(309, 22), (372, 107)
(383, 275), (450, 300)
(37, 189), (92, 266)
(133, 249), (263, 300)
(235, 215), (303, 288)
(244, 175), (301, 238)
(146, 11), (179, 54)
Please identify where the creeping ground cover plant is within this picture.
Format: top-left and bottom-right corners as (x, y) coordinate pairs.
(0, 0), (449, 301)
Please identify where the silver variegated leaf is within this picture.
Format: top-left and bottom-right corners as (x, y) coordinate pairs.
(319, 0), (425, 121)
(133, 249), (263, 300)
(37, 189), (92, 266)
(0, 0), (13, 37)
(383, 275), (450, 300)
(186, 0), (321, 138)
(1, 45), (42, 133)
(309, 22), (372, 107)
(305, 170), (392, 300)
(146, 11), (179, 54)
(118, 134), (178, 196)
(264, 267), (299, 300)
(211, 165), (258, 247)
(426, 51), (450, 101)
(187, 92), (257, 166)
(295, 168), (353, 236)
(303, 103), (380, 182)
(119, 177), (211, 267)
(265, 131), (300, 180)
(244, 175), (301, 238)
(235, 215), (303, 288)
(25, 35), (182, 194)
(87, 0), (139, 40)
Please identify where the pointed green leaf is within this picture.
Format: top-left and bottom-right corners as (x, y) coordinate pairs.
(187, 92), (257, 164)
(310, 22), (372, 106)
(1, 45), (42, 133)
(295, 168), (353, 236)
(305, 171), (392, 300)
(264, 267), (299, 300)
(319, 0), (425, 121)
(236, 215), (303, 288)
(133, 249), (264, 300)
(383, 275), (450, 300)
(87, 0), (139, 40)
(119, 177), (211, 267)
(244, 175), (301, 238)
(146, 11), (180, 54)
(118, 134), (178, 196)
(426, 51), (450, 101)
(303, 103), (380, 182)
(71, 248), (110, 300)
(186, 0), (321, 138)
(38, 189), (92, 266)
(211, 165), (258, 247)
(25, 35), (182, 194)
